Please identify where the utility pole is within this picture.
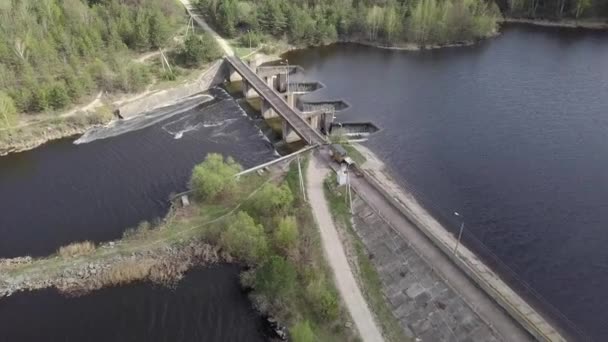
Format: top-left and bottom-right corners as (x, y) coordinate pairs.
(159, 48), (173, 75)
(453, 212), (465, 255)
(347, 168), (353, 214)
(297, 154), (307, 202)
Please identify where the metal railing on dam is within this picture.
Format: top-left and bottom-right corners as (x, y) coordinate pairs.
(225, 56), (328, 146)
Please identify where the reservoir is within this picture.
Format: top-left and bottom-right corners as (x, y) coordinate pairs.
(285, 24), (608, 340)
(1, 23), (608, 341)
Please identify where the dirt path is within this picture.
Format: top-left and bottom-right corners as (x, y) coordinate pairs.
(178, 0), (234, 56)
(306, 154), (385, 342)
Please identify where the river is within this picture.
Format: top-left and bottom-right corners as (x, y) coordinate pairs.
(0, 88), (276, 258)
(0, 87), (275, 341)
(0, 266), (267, 342)
(285, 24), (608, 340)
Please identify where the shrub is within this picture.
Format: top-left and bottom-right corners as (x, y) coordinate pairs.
(190, 153), (242, 200)
(273, 216), (298, 254)
(0, 91), (17, 128)
(101, 259), (155, 286)
(306, 276), (340, 321)
(179, 33), (222, 67)
(220, 211), (268, 264)
(254, 255), (297, 299)
(247, 183), (294, 217)
(291, 320), (314, 342)
(58, 241), (96, 258)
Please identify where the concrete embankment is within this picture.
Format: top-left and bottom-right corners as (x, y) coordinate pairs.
(343, 145), (566, 341)
(0, 60), (227, 157)
(117, 60), (226, 118)
(348, 187), (503, 341)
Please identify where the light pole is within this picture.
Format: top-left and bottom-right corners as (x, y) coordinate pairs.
(280, 60), (291, 106)
(453, 212), (465, 255)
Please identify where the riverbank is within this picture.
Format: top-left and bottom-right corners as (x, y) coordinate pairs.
(343, 144), (568, 341)
(502, 17), (608, 29)
(0, 60), (225, 157)
(0, 154), (360, 341)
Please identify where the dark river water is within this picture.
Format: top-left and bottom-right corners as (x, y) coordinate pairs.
(286, 24), (608, 340)
(0, 266), (267, 342)
(0, 88), (275, 341)
(0, 88), (275, 258)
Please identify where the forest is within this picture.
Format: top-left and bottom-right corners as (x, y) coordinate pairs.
(196, 0), (501, 47)
(0, 0), (220, 124)
(502, 0), (608, 19)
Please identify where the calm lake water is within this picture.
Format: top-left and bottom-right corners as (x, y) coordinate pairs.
(286, 24), (608, 340)
(0, 266), (267, 342)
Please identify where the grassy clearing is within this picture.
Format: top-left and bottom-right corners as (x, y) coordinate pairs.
(324, 177), (409, 342)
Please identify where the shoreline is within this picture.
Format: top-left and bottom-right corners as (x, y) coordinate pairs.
(350, 143), (572, 341)
(502, 17), (608, 29)
(0, 61), (224, 158)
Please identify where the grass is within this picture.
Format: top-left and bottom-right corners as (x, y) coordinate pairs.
(282, 155), (359, 342)
(343, 144), (367, 166)
(101, 259), (155, 286)
(0, 156), (357, 341)
(0, 171), (266, 281)
(58, 241), (96, 258)
(324, 177), (410, 342)
(0, 107), (114, 154)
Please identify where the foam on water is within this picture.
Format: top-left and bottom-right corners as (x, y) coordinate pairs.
(74, 94), (214, 144)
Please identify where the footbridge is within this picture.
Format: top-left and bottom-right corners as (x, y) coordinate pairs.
(225, 56), (328, 146)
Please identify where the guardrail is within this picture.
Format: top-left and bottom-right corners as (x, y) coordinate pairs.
(349, 162), (584, 342)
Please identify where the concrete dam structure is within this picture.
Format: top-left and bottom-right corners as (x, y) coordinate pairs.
(224, 56), (331, 145)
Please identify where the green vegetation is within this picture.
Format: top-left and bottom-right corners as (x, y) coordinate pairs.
(0, 107), (114, 155)
(196, 0), (500, 48)
(343, 144), (367, 166)
(324, 177), (410, 342)
(190, 154), (242, 200)
(506, 0), (608, 19)
(0, 91), (17, 129)
(58, 241), (96, 258)
(188, 155), (356, 340)
(0, 0), (222, 123)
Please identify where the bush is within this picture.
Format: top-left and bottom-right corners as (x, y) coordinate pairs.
(306, 276), (340, 321)
(247, 183), (294, 217)
(101, 259), (155, 286)
(254, 255), (297, 299)
(291, 321), (314, 342)
(220, 211), (268, 264)
(190, 153), (242, 200)
(58, 241), (96, 258)
(48, 83), (70, 110)
(238, 31), (263, 48)
(179, 33), (222, 67)
(0, 91), (17, 128)
(273, 216), (298, 254)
